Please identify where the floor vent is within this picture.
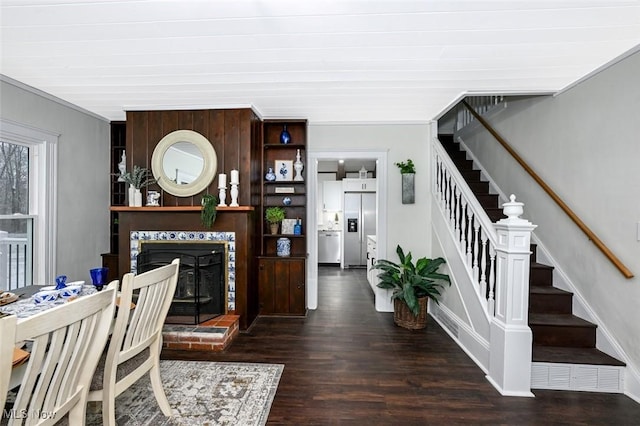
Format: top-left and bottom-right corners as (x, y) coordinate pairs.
(531, 362), (623, 393)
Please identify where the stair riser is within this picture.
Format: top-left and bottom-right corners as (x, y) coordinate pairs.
(467, 181), (490, 194)
(476, 194), (499, 209)
(453, 158), (474, 170)
(530, 325), (596, 348)
(460, 170), (481, 181)
(529, 294), (573, 314)
(530, 267), (553, 287)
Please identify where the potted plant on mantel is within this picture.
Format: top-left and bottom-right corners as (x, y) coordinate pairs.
(201, 194), (219, 228)
(395, 158), (415, 204)
(373, 245), (450, 330)
(265, 206), (285, 235)
(117, 165), (156, 207)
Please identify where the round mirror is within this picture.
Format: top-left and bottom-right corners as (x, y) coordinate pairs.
(151, 130), (217, 197)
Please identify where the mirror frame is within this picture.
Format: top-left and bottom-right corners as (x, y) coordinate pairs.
(151, 129), (217, 197)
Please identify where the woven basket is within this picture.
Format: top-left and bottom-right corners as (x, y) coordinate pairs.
(393, 297), (428, 330)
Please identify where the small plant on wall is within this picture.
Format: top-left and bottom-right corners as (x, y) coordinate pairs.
(201, 194), (218, 228)
(395, 159), (416, 174)
(395, 159), (416, 204)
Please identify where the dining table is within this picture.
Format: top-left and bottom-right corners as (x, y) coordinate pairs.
(1, 284), (99, 390)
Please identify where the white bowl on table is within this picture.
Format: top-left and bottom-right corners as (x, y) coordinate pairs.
(59, 281), (85, 299)
(33, 289), (59, 304)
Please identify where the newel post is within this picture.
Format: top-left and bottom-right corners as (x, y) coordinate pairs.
(487, 195), (536, 397)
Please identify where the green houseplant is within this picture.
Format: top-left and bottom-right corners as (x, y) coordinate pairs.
(394, 159), (416, 174)
(201, 194), (218, 228)
(265, 206), (285, 234)
(118, 165), (156, 189)
(373, 245), (450, 329)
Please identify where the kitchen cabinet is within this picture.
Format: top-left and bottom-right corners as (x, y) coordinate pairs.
(258, 258), (306, 316)
(343, 178), (376, 192)
(322, 180), (342, 211)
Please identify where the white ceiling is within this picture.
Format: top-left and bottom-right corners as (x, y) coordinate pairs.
(1, 0), (639, 123)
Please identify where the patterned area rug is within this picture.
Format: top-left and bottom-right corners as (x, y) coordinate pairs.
(86, 360), (283, 426)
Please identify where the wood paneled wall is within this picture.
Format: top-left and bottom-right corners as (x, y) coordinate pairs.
(125, 108), (262, 207)
(122, 108), (263, 329)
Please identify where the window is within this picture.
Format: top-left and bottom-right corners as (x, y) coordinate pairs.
(0, 141), (32, 289)
(0, 119), (57, 290)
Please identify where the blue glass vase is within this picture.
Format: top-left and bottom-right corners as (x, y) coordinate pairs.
(279, 125), (291, 144)
(90, 267), (109, 291)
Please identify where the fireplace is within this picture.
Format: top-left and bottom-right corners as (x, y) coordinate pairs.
(136, 241), (227, 324)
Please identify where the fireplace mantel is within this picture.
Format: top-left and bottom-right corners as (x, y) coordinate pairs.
(114, 204), (258, 330)
(111, 206), (254, 212)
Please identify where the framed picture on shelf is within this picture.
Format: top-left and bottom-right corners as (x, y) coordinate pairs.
(275, 160), (293, 181)
(281, 219), (297, 235)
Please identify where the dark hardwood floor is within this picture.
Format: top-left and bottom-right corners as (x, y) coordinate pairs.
(162, 266), (640, 425)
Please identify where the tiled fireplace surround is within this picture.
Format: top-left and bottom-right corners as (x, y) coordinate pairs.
(113, 206), (258, 351)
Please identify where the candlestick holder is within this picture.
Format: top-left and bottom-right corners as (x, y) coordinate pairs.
(230, 182), (239, 207)
(218, 185), (227, 206)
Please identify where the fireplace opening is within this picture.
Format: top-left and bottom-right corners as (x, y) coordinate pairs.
(136, 242), (226, 325)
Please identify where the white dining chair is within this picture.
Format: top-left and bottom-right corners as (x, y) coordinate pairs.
(87, 258), (179, 426)
(0, 283), (117, 425)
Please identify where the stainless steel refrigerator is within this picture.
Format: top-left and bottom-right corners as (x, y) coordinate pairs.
(343, 192), (376, 268)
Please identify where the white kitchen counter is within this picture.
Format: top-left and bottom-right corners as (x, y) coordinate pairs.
(366, 235), (393, 312)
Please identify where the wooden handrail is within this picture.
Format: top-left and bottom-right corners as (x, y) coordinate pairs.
(462, 100), (633, 279)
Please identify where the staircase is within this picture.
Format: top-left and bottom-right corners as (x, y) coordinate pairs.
(438, 134), (625, 391)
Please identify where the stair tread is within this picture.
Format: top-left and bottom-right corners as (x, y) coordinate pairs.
(533, 345), (626, 366)
(529, 313), (596, 328)
(530, 261), (553, 270)
(529, 285), (572, 296)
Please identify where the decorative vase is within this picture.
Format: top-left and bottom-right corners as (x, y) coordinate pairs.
(128, 184), (136, 207)
(401, 173), (415, 204)
(293, 149), (304, 181)
(270, 223), (279, 235)
(133, 188), (143, 207)
(279, 125), (291, 144)
(265, 167), (276, 182)
(276, 237), (291, 257)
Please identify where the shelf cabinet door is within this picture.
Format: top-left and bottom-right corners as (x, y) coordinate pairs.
(259, 258), (306, 315)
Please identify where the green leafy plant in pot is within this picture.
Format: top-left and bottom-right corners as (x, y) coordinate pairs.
(373, 245), (450, 329)
(117, 165), (156, 189)
(265, 206), (285, 235)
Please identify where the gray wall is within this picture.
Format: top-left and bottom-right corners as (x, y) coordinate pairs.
(309, 123), (432, 261)
(459, 51), (640, 371)
(0, 79), (111, 283)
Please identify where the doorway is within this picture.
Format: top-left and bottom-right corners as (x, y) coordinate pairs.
(307, 150), (388, 310)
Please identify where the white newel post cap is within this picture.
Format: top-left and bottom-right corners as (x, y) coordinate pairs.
(499, 194), (527, 225)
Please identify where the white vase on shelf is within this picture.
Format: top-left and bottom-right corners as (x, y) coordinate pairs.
(293, 149), (304, 181)
(128, 185), (136, 207)
(133, 188), (142, 207)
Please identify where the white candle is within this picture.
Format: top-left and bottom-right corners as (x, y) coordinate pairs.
(218, 173), (227, 187)
(230, 169), (239, 184)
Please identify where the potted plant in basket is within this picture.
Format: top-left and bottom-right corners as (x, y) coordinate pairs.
(373, 245), (450, 330)
(265, 206), (285, 234)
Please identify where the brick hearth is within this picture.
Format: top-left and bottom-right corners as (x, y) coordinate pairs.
(162, 314), (240, 351)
